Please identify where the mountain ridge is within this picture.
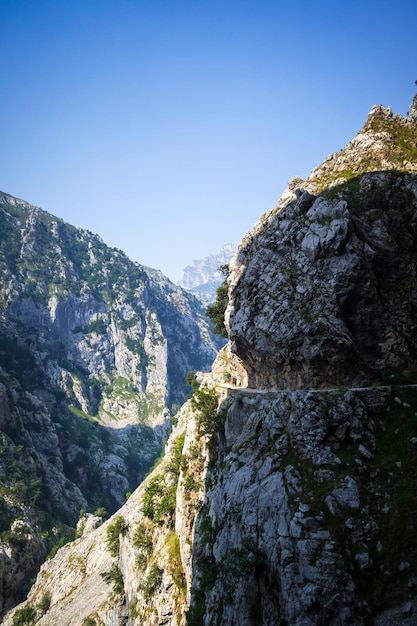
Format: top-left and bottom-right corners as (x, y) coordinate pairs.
(0, 192), (223, 615)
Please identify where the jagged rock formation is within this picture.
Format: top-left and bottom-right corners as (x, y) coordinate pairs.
(225, 104), (417, 391)
(4, 96), (417, 626)
(194, 100), (417, 624)
(0, 194), (222, 616)
(178, 243), (236, 302)
(0, 193), (221, 421)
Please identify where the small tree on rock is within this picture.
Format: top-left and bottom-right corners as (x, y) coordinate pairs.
(205, 265), (229, 339)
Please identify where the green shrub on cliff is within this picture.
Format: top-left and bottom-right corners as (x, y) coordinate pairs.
(205, 265), (229, 339)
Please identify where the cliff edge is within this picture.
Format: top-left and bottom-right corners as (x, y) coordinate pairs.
(224, 103), (417, 391)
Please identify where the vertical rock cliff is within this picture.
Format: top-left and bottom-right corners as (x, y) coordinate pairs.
(191, 100), (417, 624)
(189, 385), (417, 625)
(225, 104), (417, 391)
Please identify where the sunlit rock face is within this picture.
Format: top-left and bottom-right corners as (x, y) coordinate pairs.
(1, 402), (199, 626)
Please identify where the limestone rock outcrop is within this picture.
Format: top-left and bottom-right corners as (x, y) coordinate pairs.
(226, 105), (417, 391)
(408, 91), (417, 123)
(189, 386), (404, 625)
(188, 98), (417, 624)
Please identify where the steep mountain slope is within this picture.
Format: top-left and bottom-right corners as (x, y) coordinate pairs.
(178, 243), (237, 303)
(4, 97), (417, 626)
(0, 194), (223, 615)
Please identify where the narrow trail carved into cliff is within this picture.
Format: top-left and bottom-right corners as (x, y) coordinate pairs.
(216, 383), (417, 395)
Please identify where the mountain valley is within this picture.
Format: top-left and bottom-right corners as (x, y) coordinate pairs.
(0, 195), (223, 615)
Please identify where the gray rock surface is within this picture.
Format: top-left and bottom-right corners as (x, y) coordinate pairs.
(226, 106), (417, 391)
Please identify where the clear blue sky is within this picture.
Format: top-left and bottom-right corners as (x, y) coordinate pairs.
(1, 0), (416, 282)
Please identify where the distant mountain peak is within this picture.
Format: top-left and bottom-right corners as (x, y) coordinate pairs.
(178, 243), (237, 302)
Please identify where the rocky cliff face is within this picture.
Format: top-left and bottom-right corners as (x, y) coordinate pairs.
(4, 98), (417, 625)
(408, 92), (417, 123)
(225, 104), (417, 391)
(0, 194), (222, 615)
(0, 193), (221, 420)
(5, 384), (417, 626)
(193, 101), (417, 625)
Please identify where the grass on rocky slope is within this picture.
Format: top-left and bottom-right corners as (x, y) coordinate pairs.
(308, 111), (417, 193)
